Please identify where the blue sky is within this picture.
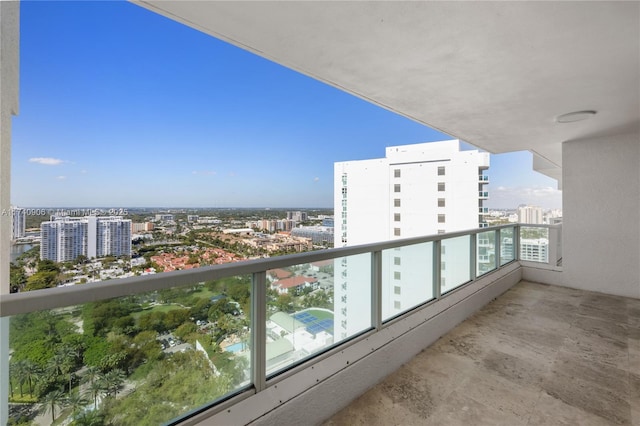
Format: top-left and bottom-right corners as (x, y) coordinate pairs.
(11, 1), (561, 209)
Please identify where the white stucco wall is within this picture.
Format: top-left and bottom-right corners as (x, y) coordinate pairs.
(562, 131), (640, 299)
(0, 2), (19, 425)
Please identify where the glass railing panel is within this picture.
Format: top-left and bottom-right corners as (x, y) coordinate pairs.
(519, 226), (549, 263)
(476, 230), (497, 277)
(381, 242), (434, 322)
(440, 235), (471, 294)
(6, 278), (252, 426)
(500, 227), (516, 265)
(266, 253), (370, 376)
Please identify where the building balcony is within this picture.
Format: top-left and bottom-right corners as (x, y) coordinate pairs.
(479, 175), (489, 183)
(1, 224), (572, 426)
(479, 207), (489, 214)
(479, 191), (489, 199)
(326, 280), (640, 425)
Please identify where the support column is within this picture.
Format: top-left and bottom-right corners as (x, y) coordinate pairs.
(562, 130), (640, 298)
(0, 2), (20, 424)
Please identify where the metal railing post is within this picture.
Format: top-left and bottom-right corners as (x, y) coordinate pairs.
(433, 240), (441, 299)
(469, 233), (477, 281)
(495, 228), (501, 268)
(251, 271), (267, 392)
(515, 224), (520, 261)
(371, 251), (382, 330)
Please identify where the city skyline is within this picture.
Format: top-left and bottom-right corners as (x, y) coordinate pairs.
(10, 1), (561, 209)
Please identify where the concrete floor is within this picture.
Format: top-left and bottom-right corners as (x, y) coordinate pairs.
(324, 281), (640, 426)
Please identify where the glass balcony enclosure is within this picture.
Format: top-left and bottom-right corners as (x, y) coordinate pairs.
(1, 224), (559, 425)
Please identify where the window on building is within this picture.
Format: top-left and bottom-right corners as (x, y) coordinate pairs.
(394, 301), (401, 310)
(394, 286), (401, 295)
(394, 169), (401, 178)
(394, 271), (401, 280)
(394, 228), (401, 236)
(394, 184), (401, 193)
(441, 277), (446, 287)
(438, 166), (446, 176)
(438, 229), (446, 234)
(394, 213), (401, 222)
(438, 182), (445, 191)
(441, 246), (446, 255)
(438, 198), (445, 207)
(394, 256), (401, 265)
(438, 214), (445, 223)
(394, 198), (401, 207)
(441, 261), (446, 271)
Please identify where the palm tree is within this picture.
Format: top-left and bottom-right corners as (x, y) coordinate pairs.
(73, 409), (105, 426)
(22, 360), (41, 396)
(66, 391), (89, 417)
(102, 369), (125, 399)
(57, 345), (77, 393)
(87, 377), (105, 409)
(42, 388), (67, 423)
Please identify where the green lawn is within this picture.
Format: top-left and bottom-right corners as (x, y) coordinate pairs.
(131, 304), (186, 318)
(304, 309), (333, 321)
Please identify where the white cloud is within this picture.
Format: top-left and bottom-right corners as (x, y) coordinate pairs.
(56, 175), (66, 180)
(313, 177), (320, 182)
(488, 185), (562, 209)
(29, 157), (65, 165)
(192, 170), (217, 176)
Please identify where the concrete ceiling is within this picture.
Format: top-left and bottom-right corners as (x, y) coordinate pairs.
(135, 1), (640, 185)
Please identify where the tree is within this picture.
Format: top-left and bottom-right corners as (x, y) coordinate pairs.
(21, 360), (41, 396)
(101, 369), (125, 399)
(73, 409), (105, 426)
(275, 293), (294, 313)
(42, 388), (67, 423)
(67, 391), (89, 417)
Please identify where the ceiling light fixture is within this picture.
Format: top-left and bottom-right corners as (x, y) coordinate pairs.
(555, 110), (597, 123)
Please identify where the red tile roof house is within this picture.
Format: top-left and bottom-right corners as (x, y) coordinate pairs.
(271, 276), (318, 295)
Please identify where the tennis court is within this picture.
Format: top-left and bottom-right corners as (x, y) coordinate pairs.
(292, 311), (334, 335)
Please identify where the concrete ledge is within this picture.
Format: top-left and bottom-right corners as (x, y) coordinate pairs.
(191, 263), (522, 426)
(521, 263), (563, 286)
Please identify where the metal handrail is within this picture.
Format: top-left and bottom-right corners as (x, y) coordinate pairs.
(0, 224), (518, 317)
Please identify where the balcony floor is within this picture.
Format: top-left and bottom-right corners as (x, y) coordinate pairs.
(324, 281), (640, 425)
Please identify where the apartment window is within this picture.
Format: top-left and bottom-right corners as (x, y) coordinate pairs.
(394, 184), (401, 193)
(394, 286), (401, 295)
(394, 256), (401, 266)
(394, 271), (401, 280)
(441, 261), (446, 271)
(394, 169), (401, 178)
(438, 182), (445, 191)
(438, 229), (446, 234)
(394, 213), (401, 222)
(438, 166), (446, 176)
(438, 214), (445, 223)
(394, 198), (401, 207)
(441, 245), (446, 255)
(441, 277), (446, 287)
(394, 228), (401, 236)
(438, 198), (445, 207)
(394, 301), (401, 310)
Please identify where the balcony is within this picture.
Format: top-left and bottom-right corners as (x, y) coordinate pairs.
(326, 280), (640, 425)
(479, 207), (489, 214)
(1, 224), (568, 425)
(479, 175), (489, 183)
(479, 191), (489, 199)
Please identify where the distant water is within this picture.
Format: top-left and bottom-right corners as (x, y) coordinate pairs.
(10, 244), (33, 263)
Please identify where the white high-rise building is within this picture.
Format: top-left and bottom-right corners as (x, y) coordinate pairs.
(11, 207), (25, 241)
(518, 205), (543, 224)
(40, 216), (131, 262)
(333, 140), (490, 337)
